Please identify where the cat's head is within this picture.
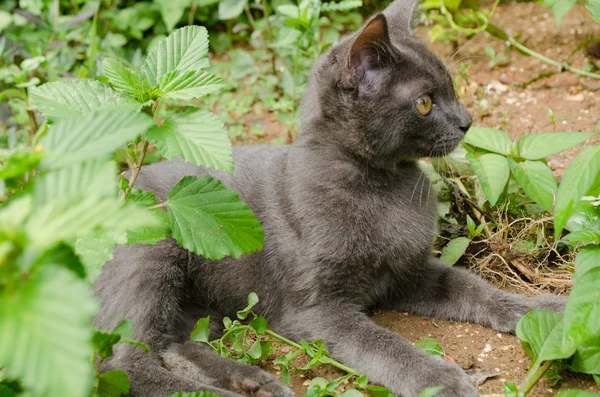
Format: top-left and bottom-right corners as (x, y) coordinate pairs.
(300, 0), (472, 167)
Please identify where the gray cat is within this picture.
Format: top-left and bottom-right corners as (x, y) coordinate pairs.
(93, 1), (565, 396)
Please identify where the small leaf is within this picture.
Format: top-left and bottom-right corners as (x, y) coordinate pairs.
(554, 145), (600, 239)
(93, 330), (122, 359)
(250, 316), (267, 335)
(462, 127), (512, 155)
(113, 319), (134, 338)
(246, 340), (262, 360)
(140, 26), (210, 87)
(439, 237), (471, 265)
(418, 386), (445, 397)
(366, 385), (394, 397)
(218, 0), (248, 19)
(97, 370), (130, 397)
(466, 152), (510, 206)
(146, 109), (233, 173)
(508, 159), (557, 213)
(103, 57), (150, 98)
(342, 390), (364, 397)
(517, 132), (596, 160)
(415, 338), (444, 357)
(155, 0), (190, 31)
(237, 292), (259, 320)
(167, 176), (264, 260)
(190, 316), (211, 343)
(542, 0), (577, 27)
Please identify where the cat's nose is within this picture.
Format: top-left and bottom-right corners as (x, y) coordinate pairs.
(458, 112), (472, 133)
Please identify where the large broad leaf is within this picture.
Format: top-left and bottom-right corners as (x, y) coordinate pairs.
(554, 145), (600, 239)
(570, 335), (600, 375)
(30, 80), (132, 119)
(588, 0), (600, 23)
(0, 266), (97, 397)
(157, 69), (224, 100)
(563, 252), (600, 350)
(140, 26), (210, 87)
(103, 57), (151, 99)
(517, 132), (596, 160)
(167, 175), (264, 259)
(75, 230), (128, 283)
(439, 237), (471, 265)
(556, 391), (600, 397)
(516, 310), (575, 371)
(146, 109), (233, 173)
(466, 152), (510, 206)
(571, 245), (600, 285)
(542, 0), (577, 27)
(218, 0), (248, 19)
(508, 159), (557, 213)
(39, 109), (153, 169)
(462, 127), (512, 155)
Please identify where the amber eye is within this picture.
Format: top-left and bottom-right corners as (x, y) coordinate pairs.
(415, 94), (433, 116)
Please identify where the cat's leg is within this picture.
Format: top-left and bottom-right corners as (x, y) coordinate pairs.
(94, 240), (292, 397)
(382, 257), (566, 333)
(274, 303), (478, 397)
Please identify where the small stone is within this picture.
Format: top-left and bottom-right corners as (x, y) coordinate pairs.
(566, 93), (585, 102)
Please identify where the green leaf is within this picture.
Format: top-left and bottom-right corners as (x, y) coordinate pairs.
(0, 385), (16, 397)
(97, 370), (130, 397)
(167, 176), (264, 259)
(75, 230), (128, 282)
(249, 316), (267, 335)
(103, 57), (150, 98)
(516, 310), (575, 371)
(563, 229), (600, 244)
(439, 237), (471, 265)
(190, 316), (211, 343)
(366, 385), (394, 397)
(571, 245), (600, 285)
(462, 127), (512, 155)
(218, 0), (248, 19)
(113, 319), (134, 337)
(0, 267), (97, 397)
(125, 189), (171, 245)
(246, 340), (262, 360)
(146, 109), (233, 173)
(155, 0), (191, 31)
(570, 335), (600, 374)
(418, 386), (445, 397)
(157, 69), (224, 100)
(140, 26), (210, 87)
(341, 390), (364, 397)
(508, 159), (557, 213)
(466, 153), (510, 206)
(587, 0), (600, 22)
(415, 338), (444, 357)
(30, 80), (133, 119)
(563, 261), (600, 350)
(237, 292), (259, 320)
(92, 330), (122, 360)
(542, 0), (577, 27)
(517, 132), (596, 160)
(556, 391), (600, 397)
(39, 109), (154, 169)
(554, 145), (600, 239)
(120, 338), (150, 353)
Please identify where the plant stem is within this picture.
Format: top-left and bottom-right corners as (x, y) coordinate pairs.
(122, 136), (149, 199)
(188, 0), (198, 25)
(147, 201), (168, 210)
(518, 360), (553, 396)
(507, 38), (600, 80)
(244, 6), (258, 32)
(264, 330), (358, 375)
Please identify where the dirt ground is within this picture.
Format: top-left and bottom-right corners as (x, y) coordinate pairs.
(236, 2), (600, 395)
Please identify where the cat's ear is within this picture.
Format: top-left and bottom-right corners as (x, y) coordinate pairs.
(343, 14), (391, 85)
(382, 0), (421, 36)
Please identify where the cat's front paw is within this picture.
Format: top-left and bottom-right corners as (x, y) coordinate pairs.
(413, 359), (479, 397)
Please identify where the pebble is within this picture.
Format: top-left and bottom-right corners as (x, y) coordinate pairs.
(566, 93), (585, 102)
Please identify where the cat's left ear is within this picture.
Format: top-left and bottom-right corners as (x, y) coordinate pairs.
(343, 14), (392, 86)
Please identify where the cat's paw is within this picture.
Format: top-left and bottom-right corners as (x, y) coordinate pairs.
(413, 359), (479, 397)
(231, 370), (294, 397)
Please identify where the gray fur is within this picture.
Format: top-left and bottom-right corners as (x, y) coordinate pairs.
(93, 2), (565, 396)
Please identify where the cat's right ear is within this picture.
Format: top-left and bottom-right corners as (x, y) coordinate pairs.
(382, 0), (421, 37)
(343, 14), (392, 87)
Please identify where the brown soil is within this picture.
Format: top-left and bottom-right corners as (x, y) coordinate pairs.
(230, 2), (600, 395)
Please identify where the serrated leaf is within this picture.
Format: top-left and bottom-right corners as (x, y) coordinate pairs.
(517, 132), (596, 160)
(516, 310), (575, 370)
(462, 127), (512, 155)
(30, 80), (133, 119)
(415, 338), (444, 357)
(146, 110), (233, 173)
(439, 237), (471, 265)
(563, 264), (600, 350)
(508, 159), (557, 213)
(190, 316), (211, 343)
(466, 153), (510, 206)
(0, 266), (97, 397)
(39, 109), (154, 169)
(157, 69), (224, 100)
(218, 0), (248, 19)
(140, 26), (210, 87)
(554, 145), (600, 239)
(97, 370), (130, 397)
(125, 188), (171, 245)
(103, 57), (150, 98)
